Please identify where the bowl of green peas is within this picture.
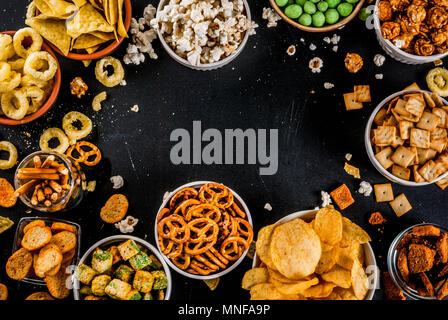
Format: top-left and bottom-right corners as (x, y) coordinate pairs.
(270, 0), (364, 32)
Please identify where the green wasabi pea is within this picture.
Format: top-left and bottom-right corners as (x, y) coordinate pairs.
(326, 0), (341, 8)
(304, 1), (317, 14)
(337, 2), (353, 16)
(358, 7), (371, 21)
(310, 0), (320, 3)
(296, 0), (307, 6)
(285, 4), (303, 18)
(317, 1), (329, 12)
(276, 0), (289, 6)
(288, 0), (295, 4)
(325, 8), (339, 24)
(345, 0), (359, 3)
(298, 13), (313, 25)
(312, 11), (326, 26)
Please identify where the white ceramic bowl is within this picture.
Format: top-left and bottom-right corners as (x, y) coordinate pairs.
(155, 0), (251, 71)
(252, 209), (379, 300)
(373, 0), (448, 64)
(73, 235), (172, 300)
(365, 89), (448, 186)
(155, 181), (253, 280)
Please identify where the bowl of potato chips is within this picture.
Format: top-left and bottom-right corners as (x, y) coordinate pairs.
(0, 29), (61, 125)
(26, 0), (131, 60)
(243, 207), (378, 300)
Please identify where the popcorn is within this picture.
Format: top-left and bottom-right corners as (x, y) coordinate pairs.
(131, 105), (139, 112)
(286, 45), (296, 56)
(152, 0), (255, 66)
(123, 4), (158, 65)
(115, 216), (139, 234)
(110, 175), (124, 189)
(375, 73), (384, 79)
(324, 82), (334, 89)
(358, 181), (373, 197)
(309, 57), (323, 73)
(345, 153), (353, 161)
(373, 54), (385, 67)
(264, 203), (273, 211)
(320, 191), (332, 207)
(309, 43), (316, 51)
(262, 7), (281, 28)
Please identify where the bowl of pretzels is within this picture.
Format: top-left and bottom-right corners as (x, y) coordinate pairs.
(155, 181), (253, 280)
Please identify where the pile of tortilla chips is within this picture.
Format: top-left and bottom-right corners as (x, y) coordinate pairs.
(25, 0), (128, 56)
(242, 206), (373, 300)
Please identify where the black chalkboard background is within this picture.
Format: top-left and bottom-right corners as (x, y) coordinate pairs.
(0, 0), (447, 301)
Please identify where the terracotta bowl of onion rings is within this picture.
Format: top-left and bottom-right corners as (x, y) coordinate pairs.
(0, 31), (61, 126)
(155, 181), (253, 280)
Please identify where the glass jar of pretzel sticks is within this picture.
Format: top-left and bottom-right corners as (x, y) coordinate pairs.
(14, 151), (86, 213)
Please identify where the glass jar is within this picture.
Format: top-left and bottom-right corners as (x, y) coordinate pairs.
(14, 151), (86, 213)
(387, 223), (448, 300)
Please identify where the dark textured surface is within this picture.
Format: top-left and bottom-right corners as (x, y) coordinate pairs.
(0, 0), (447, 301)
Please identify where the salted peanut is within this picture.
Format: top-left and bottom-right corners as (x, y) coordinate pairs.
(413, 225), (441, 237)
(35, 244), (63, 278)
(50, 222), (77, 234)
(25, 292), (55, 300)
(21, 226), (52, 251)
(6, 248), (33, 280)
(100, 194), (129, 223)
(45, 269), (70, 299)
(49, 231), (77, 253)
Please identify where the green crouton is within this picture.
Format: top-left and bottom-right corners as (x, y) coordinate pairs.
(132, 270), (154, 293)
(143, 292), (153, 300)
(151, 270), (168, 290)
(105, 279), (133, 300)
(91, 275), (112, 296)
(129, 252), (151, 271)
(157, 290), (165, 300)
(117, 239), (140, 261)
(92, 249), (113, 273)
(79, 286), (92, 296)
(114, 264), (134, 283)
(147, 254), (163, 269)
(76, 264), (97, 285)
(125, 289), (142, 300)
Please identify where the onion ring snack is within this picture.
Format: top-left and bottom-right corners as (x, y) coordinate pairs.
(13, 27), (43, 58)
(0, 34), (14, 60)
(23, 51), (57, 81)
(1, 89), (29, 120)
(0, 141), (18, 170)
(0, 62), (11, 82)
(0, 71), (21, 93)
(39, 128), (70, 154)
(94, 56), (124, 87)
(157, 182), (253, 276)
(62, 111), (93, 144)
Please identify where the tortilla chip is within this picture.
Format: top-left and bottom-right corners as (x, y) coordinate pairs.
(86, 45), (101, 54)
(117, 0), (128, 38)
(26, 17), (71, 55)
(72, 0), (88, 7)
(66, 3), (114, 38)
(73, 32), (114, 49)
(89, 0), (104, 11)
(0, 216), (14, 234)
(34, 0), (77, 19)
(108, 0), (118, 26)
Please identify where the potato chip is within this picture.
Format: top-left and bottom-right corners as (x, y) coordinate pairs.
(204, 278), (220, 291)
(315, 246), (339, 274)
(313, 207), (342, 246)
(333, 287), (358, 300)
(337, 241), (364, 270)
(250, 283), (300, 300)
(271, 276), (319, 295)
(66, 4), (114, 39)
(351, 259), (369, 300)
(321, 265), (352, 289)
(241, 268), (269, 290)
(301, 282), (336, 299)
(34, 0), (77, 19)
(255, 224), (277, 270)
(341, 217), (371, 245)
(267, 267), (297, 284)
(26, 17), (71, 55)
(270, 218), (321, 279)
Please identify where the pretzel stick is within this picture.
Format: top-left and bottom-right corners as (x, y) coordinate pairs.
(48, 180), (62, 193)
(18, 168), (58, 174)
(16, 173), (60, 180)
(60, 172), (69, 185)
(36, 187), (45, 202)
(44, 200), (52, 207)
(50, 192), (60, 202)
(41, 155), (55, 168)
(14, 179), (40, 197)
(44, 185), (53, 197)
(33, 156), (42, 168)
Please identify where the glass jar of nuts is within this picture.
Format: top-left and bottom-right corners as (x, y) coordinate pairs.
(14, 151), (86, 212)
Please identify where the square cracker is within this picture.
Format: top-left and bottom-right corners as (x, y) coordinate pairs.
(399, 120), (414, 140)
(431, 128), (447, 141)
(418, 160), (443, 182)
(390, 194), (412, 217)
(413, 165), (425, 183)
(354, 85), (371, 103)
(391, 146), (415, 168)
(375, 147), (394, 170)
(410, 128), (431, 149)
(374, 126), (396, 146)
(417, 111), (441, 131)
(432, 108), (447, 128)
(344, 93), (363, 111)
(383, 115), (398, 127)
(436, 175), (448, 190)
(405, 94), (425, 118)
(374, 183), (394, 202)
(392, 164), (411, 180)
(416, 147), (431, 165)
(423, 92), (436, 108)
(374, 109), (387, 126)
(330, 184), (354, 210)
(431, 92), (444, 108)
(431, 137), (447, 153)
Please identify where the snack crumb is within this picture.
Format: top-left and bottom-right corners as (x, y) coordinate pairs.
(332, 45), (338, 52)
(345, 153), (352, 161)
(369, 212), (387, 225)
(309, 57), (323, 73)
(324, 82), (334, 89)
(323, 37), (331, 44)
(131, 105), (139, 112)
(110, 175), (124, 189)
(358, 181), (373, 196)
(264, 203), (273, 211)
(375, 73), (384, 80)
(286, 45), (296, 56)
(309, 43), (316, 51)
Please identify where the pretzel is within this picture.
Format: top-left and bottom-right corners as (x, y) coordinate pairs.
(220, 236), (250, 261)
(159, 237), (183, 259)
(173, 199), (201, 221)
(187, 218), (219, 244)
(188, 259), (216, 275)
(172, 253), (191, 270)
(169, 187), (198, 210)
(233, 217), (254, 244)
(66, 141), (102, 166)
(194, 254), (220, 271)
(157, 207), (171, 223)
(66, 145), (85, 163)
(158, 214), (190, 244)
(188, 204), (221, 223)
(205, 247), (229, 269)
(198, 183), (234, 209)
(217, 210), (232, 243)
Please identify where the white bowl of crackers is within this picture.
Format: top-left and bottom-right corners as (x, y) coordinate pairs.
(245, 207), (378, 300)
(155, 181), (253, 280)
(365, 89), (448, 187)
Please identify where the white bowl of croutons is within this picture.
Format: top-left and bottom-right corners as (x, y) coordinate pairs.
(365, 89), (448, 186)
(73, 235), (172, 300)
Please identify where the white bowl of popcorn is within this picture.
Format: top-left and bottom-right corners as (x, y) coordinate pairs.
(151, 0), (255, 70)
